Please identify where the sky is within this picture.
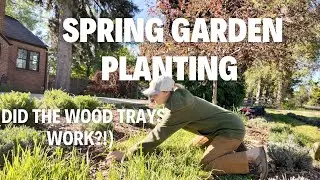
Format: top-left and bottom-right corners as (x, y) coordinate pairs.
(132, 0), (151, 19)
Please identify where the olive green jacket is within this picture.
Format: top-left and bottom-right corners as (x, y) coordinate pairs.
(128, 88), (245, 155)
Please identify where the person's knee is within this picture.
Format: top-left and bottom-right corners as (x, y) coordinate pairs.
(191, 136), (211, 148)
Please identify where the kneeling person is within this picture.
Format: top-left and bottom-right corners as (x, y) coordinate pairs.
(108, 76), (268, 180)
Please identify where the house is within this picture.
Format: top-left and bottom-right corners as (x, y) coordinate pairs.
(0, 0), (48, 93)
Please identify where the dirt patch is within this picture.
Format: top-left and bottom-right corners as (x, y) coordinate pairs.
(244, 120), (270, 148)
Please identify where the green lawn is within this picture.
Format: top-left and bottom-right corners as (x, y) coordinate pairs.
(267, 109), (320, 121)
(105, 130), (253, 180)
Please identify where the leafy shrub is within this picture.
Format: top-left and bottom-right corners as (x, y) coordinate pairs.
(280, 100), (298, 110)
(86, 71), (138, 98)
(42, 90), (77, 113)
(0, 92), (37, 128)
(0, 125), (44, 166)
(0, 84), (12, 92)
(73, 95), (102, 111)
(181, 76), (245, 109)
(105, 103), (116, 110)
(308, 83), (320, 106)
(267, 136), (313, 170)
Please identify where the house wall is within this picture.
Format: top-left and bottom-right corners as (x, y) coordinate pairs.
(7, 39), (47, 93)
(0, 36), (9, 79)
(0, 0), (5, 34)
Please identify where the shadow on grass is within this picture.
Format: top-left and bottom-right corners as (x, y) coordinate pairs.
(266, 113), (305, 127)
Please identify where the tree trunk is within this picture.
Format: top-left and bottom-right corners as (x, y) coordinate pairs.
(276, 78), (283, 109)
(55, 2), (73, 91)
(255, 78), (261, 105)
(212, 80), (218, 104)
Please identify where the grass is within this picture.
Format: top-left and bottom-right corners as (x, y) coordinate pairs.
(267, 109), (320, 121)
(0, 125), (45, 166)
(105, 130), (253, 180)
(266, 109), (320, 147)
(0, 144), (90, 180)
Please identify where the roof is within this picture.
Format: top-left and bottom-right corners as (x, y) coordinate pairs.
(0, 33), (11, 45)
(3, 15), (47, 48)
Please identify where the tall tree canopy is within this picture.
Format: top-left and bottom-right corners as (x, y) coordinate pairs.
(140, 0), (320, 107)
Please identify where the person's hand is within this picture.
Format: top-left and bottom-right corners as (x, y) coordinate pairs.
(106, 151), (125, 162)
(148, 103), (156, 109)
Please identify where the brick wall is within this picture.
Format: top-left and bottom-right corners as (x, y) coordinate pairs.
(7, 39), (47, 93)
(0, 35), (9, 78)
(0, 0), (5, 34)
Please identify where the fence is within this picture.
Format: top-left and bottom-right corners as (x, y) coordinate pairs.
(243, 97), (273, 107)
(48, 76), (90, 95)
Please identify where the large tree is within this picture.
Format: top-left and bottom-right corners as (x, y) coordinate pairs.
(6, 0), (42, 31)
(31, 0), (139, 91)
(141, 0), (320, 107)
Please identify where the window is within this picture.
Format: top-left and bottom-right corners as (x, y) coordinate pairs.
(16, 49), (40, 71)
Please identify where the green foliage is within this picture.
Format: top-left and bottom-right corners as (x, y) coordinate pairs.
(0, 92), (37, 128)
(71, 30), (138, 79)
(217, 77), (246, 109)
(0, 144), (90, 179)
(104, 103), (116, 110)
(108, 130), (210, 179)
(73, 95), (102, 111)
(181, 77), (245, 109)
(0, 84), (12, 92)
(308, 82), (320, 106)
(0, 125), (44, 166)
(292, 125), (320, 147)
(86, 71), (138, 99)
(294, 86), (310, 107)
(109, 130), (252, 179)
(86, 122), (113, 132)
(280, 100), (298, 110)
(267, 109), (320, 146)
(244, 62), (279, 96)
(270, 123), (293, 134)
(6, 0), (42, 31)
(108, 148), (208, 180)
(41, 90), (77, 112)
(268, 136), (313, 170)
